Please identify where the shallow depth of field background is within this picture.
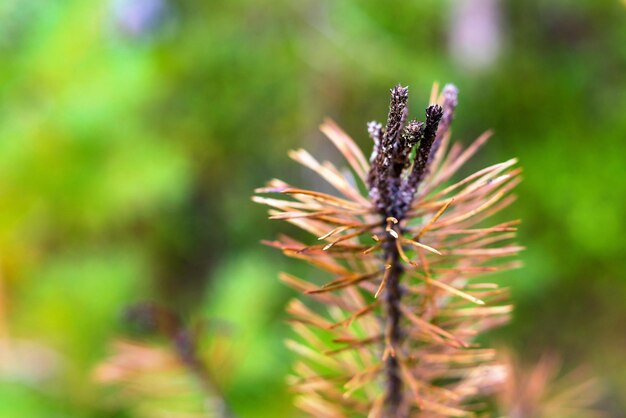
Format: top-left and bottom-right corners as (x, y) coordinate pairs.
(0, 0), (625, 416)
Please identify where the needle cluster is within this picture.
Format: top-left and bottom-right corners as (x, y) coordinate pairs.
(255, 83), (523, 417)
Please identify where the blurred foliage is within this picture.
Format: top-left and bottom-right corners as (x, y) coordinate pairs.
(0, 0), (624, 416)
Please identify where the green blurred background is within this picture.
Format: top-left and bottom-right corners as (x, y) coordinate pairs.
(0, 0), (624, 416)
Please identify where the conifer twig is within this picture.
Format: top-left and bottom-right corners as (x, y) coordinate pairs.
(256, 83), (522, 417)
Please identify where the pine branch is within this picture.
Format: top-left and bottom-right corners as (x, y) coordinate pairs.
(95, 303), (236, 418)
(255, 83), (523, 417)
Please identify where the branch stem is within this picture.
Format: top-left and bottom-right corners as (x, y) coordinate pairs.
(383, 238), (406, 418)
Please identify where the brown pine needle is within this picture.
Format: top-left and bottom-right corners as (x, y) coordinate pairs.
(343, 364), (383, 393)
(326, 335), (383, 355)
(289, 148), (370, 205)
(383, 330), (396, 359)
(308, 272), (380, 294)
(374, 262), (393, 299)
(435, 190), (507, 229)
(367, 395), (385, 418)
(436, 130), (492, 186)
(329, 302), (379, 329)
(318, 225), (350, 241)
(323, 227), (370, 250)
(420, 398), (471, 417)
(395, 239), (416, 266)
(278, 188), (365, 211)
(427, 158), (518, 204)
(320, 118), (370, 181)
(399, 304), (467, 348)
(423, 275), (486, 306)
(269, 209), (335, 220)
(399, 358), (422, 405)
(401, 238), (442, 256)
(363, 243), (381, 255)
(439, 305), (513, 317)
(414, 198), (455, 240)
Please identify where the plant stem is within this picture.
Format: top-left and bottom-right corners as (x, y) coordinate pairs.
(383, 239), (406, 418)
